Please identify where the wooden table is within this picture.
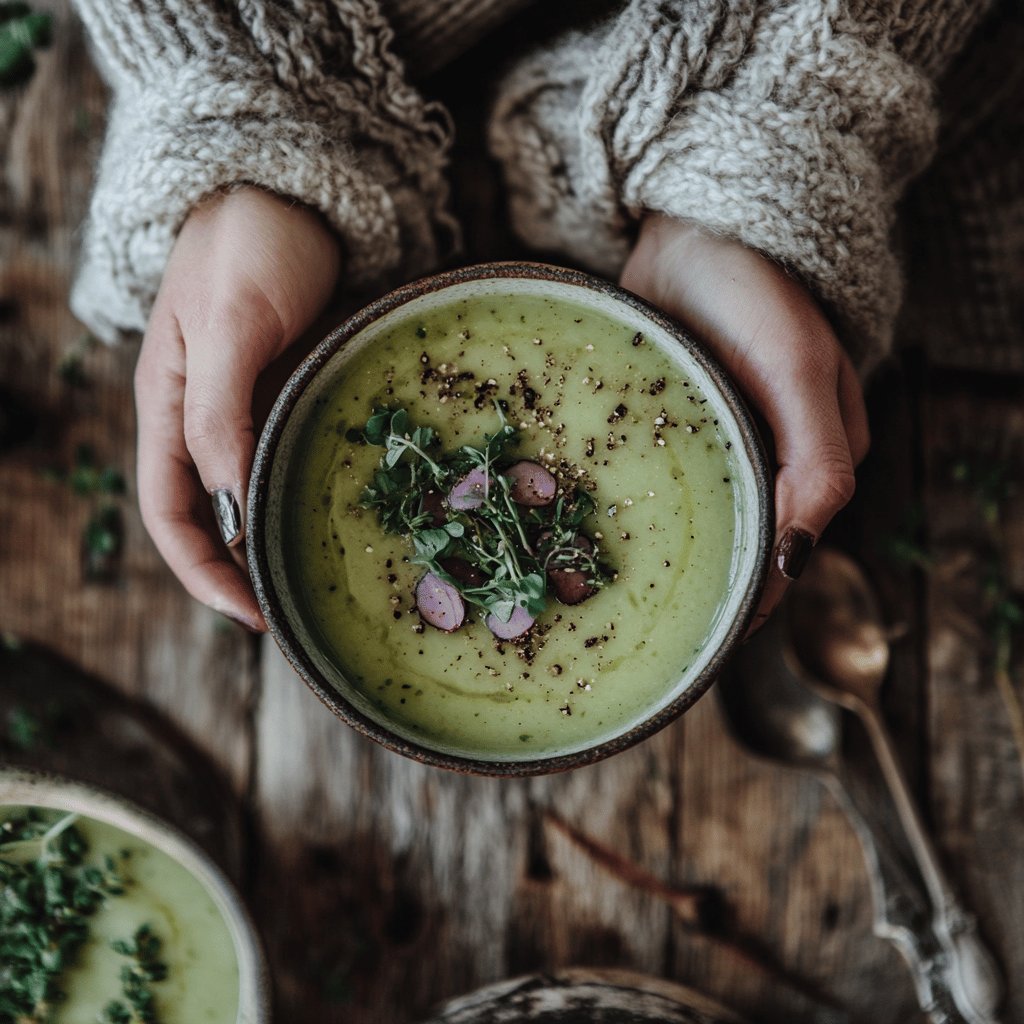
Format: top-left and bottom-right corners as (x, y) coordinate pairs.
(2, 6), (1023, 1023)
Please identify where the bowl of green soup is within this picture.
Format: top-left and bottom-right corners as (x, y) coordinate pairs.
(0, 770), (269, 1023)
(249, 263), (772, 774)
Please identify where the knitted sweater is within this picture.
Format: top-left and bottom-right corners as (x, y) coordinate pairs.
(71, 0), (992, 372)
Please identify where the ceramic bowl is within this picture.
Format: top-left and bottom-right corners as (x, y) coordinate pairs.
(248, 262), (772, 775)
(417, 967), (750, 1023)
(0, 768), (270, 1024)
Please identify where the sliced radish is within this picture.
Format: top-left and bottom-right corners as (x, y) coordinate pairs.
(449, 467), (489, 510)
(419, 488), (446, 526)
(547, 534), (597, 606)
(486, 604), (536, 640)
(440, 557), (485, 590)
(505, 461), (557, 506)
(415, 573), (466, 632)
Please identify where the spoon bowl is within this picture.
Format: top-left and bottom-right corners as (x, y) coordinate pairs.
(788, 548), (890, 709)
(720, 611), (842, 772)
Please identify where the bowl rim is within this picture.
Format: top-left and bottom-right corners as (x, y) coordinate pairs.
(248, 261), (773, 776)
(0, 767), (271, 1024)
(424, 966), (751, 1022)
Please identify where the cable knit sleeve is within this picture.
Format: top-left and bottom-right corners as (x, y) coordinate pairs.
(70, 0), (454, 343)
(488, 0), (993, 372)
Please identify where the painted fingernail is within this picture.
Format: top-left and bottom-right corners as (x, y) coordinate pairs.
(211, 488), (242, 547)
(775, 527), (815, 580)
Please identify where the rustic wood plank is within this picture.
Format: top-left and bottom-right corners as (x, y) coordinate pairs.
(5, 7), (1023, 1024)
(922, 373), (1024, 1022)
(0, 1), (257, 795)
(253, 644), (680, 1022)
(0, 641), (247, 877)
(672, 692), (915, 1024)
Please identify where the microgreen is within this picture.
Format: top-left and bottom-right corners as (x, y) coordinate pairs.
(352, 407), (610, 624)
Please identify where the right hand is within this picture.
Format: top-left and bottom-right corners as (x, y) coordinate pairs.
(134, 186), (341, 631)
(620, 214), (869, 631)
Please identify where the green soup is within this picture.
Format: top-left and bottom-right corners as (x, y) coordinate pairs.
(279, 289), (748, 760)
(0, 807), (240, 1024)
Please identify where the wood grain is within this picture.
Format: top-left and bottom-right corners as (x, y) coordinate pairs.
(0, 0), (257, 797)
(2, 6), (1023, 1024)
(922, 375), (1024, 1022)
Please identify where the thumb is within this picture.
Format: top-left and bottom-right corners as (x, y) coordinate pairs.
(182, 303), (286, 548)
(748, 357), (856, 631)
(770, 378), (856, 577)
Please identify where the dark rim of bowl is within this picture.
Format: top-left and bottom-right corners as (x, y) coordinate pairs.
(247, 261), (774, 777)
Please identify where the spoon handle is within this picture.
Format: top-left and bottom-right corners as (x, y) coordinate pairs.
(858, 702), (1003, 1023)
(825, 772), (982, 1024)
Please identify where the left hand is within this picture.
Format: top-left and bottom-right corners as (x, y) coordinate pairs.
(134, 187), (341, 631)
(620, 213), (870, 630)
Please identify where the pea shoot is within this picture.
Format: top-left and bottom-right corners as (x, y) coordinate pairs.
(351, 406), (611, 637)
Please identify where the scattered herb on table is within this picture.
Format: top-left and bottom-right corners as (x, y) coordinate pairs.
(883, 456), (1024, 790)
(0, 3), (52, 87)
(57, 334), (99, 390)
(41, 443), (126, 582)
(0, 810), (125, 1023)
(951, 457), (1024, 789)
(5, 705), (44, 751)
(350, 406), (611, 638)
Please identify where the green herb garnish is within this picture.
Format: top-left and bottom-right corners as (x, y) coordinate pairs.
(353, 406), (609, 628)
(0, 811), (125, 1023)
(100, 924), (168, 1024)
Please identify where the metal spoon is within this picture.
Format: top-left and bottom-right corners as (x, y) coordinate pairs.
(788, 548), (1003, 1024)
(720, 614), (981, 1024)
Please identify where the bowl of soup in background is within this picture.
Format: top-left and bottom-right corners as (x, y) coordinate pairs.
(0, 769), (270, 1024)
(248, 263), (772, 774)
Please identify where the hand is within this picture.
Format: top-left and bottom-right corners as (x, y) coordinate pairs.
(620, 213), (869, 629)
(134, 187), (341, 631)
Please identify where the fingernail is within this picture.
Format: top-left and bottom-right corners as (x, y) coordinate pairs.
(225, 612), (262, 634)
(775, 527), (815, 580)
(211, 488), (242, 547)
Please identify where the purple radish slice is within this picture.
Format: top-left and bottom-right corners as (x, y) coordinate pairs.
(416, 572), (466, 632)
(449, 467), (489, 510)
(547, 534), (597, 606)
(419, 488), (446, 526)
(486, 604), (536, 640)
(440, 557), (485, 590)
(504, 461), (557, 507)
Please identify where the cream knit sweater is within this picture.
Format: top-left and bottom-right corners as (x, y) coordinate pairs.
(71, 0), (991, 371)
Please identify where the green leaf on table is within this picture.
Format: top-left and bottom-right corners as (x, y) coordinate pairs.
(0, 8), (52, 88)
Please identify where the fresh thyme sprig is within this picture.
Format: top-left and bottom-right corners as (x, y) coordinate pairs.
(352, 407), (608, 626)
(0, 811), (125, 1024)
